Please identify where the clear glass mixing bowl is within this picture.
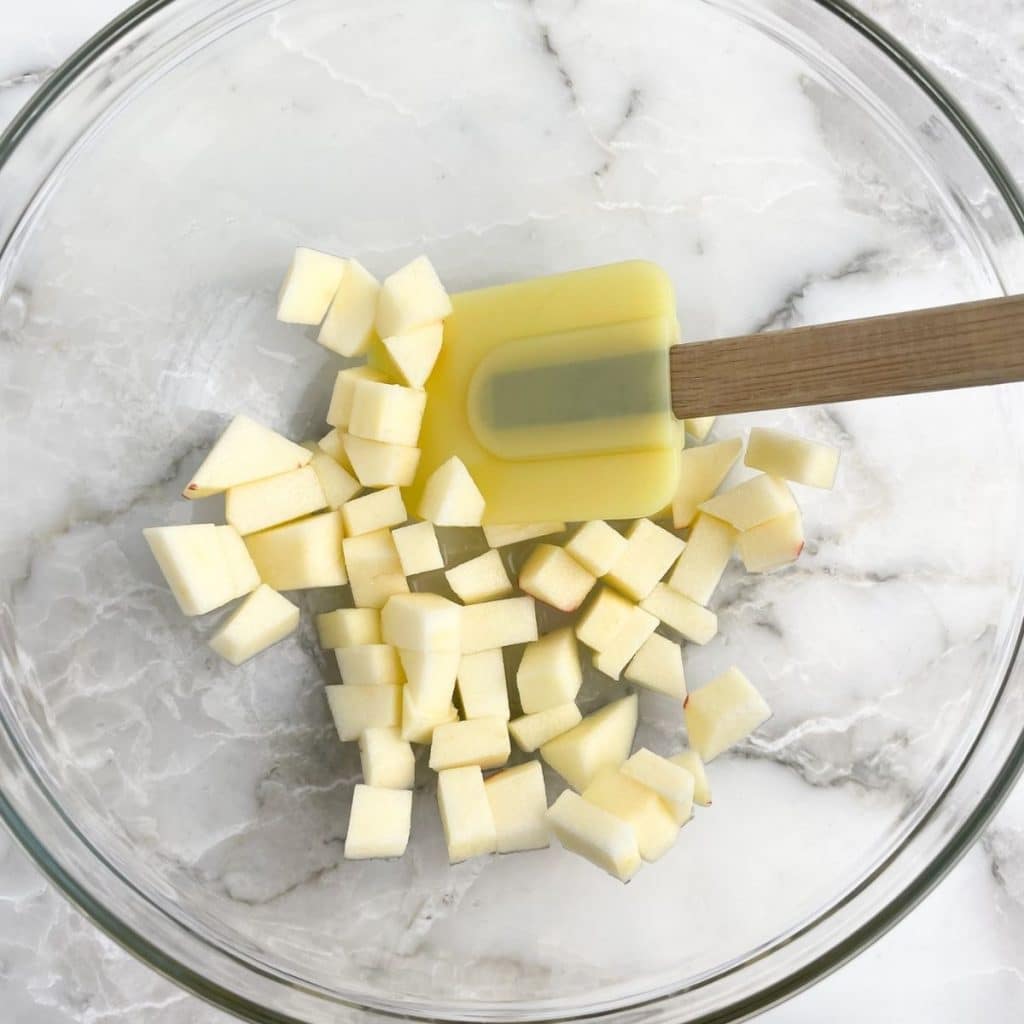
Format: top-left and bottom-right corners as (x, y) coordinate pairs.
(2, 0), (1024, 1021)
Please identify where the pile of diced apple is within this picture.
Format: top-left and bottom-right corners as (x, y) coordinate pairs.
(143, 246), (840, 881)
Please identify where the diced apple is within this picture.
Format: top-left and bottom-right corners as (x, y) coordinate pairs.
(382, 592), (462, 651)
(381, 322), (444, 388)
(684, 416), (716, 441)
(546, 790), (641, 883)
(738, 510), (805, 572)
(344, 784), (411, 859)
(276, 247), (346, 325)
(445, 550), (514, 604)
(456, 649), (510, 721)
(605, 519), (685, 601)
(358, 727), (415, 789)
(461, 597), (538, 654)
(429, 716), (511, 771)
(509, 702), (582, 752)
(225, 466), (327, 535)
(326, 366), (388, 430)
(342, 529), (410, 609)
(343, 434), (420, 488)
(417, 456), (486, 526)
(667, 513), (736, 605)
(592, 604), (659, 680)
(376, 255), (452, 338)
(745, 427), (839, 489)
(575, 587), (634, 651)
(317, 258), (380, 357)
(541, 694), (637, 792)
(184, 415), (311, 499)
(316, 607), (380, 649)
(624, 633), (686, 699)
(208, 585), (299, 665)
(516, 627), (582, 713)
(436, 765), (497, 863)
(336, 644), (405, 686)
(621, 748), (695, 824)
(484, 761), (549, 853)
(317, 428), (354, 471)
(215, 525), (261, 600)
(244, 511), (347, 590)
(519, 544), (596, 613)
(482, 522), (565, 548)
(307, 448), (361, 509)
(398, 648), (460, 712)
(348, 380), (427, 447)
(564, 521), (627, 577)
(143, 524), (237, 616)
(670, 749), (711, 806)
(640, 584), (717, 645)
(671, 436), (744, 528)
(699, 474), (797, 531)
(401, 689), (458, 744)
(391, 521), (444, 577)
(583, 767), (679, 862)
(341, 486), (407, 536)
(684, 667), (771, 761)
(326, 683), (402, 741)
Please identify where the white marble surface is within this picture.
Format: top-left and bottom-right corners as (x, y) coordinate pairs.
(1, 1), (1024, 1022)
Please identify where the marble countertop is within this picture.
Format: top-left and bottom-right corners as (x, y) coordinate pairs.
(2, 1), (1024, 1022)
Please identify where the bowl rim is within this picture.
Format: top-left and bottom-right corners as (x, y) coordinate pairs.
(1, 0), (1024, 1022)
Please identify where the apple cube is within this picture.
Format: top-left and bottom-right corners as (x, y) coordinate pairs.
(669, 749), (711, 806)
(684, 416), (716, 441)
(376, 255), (452, 338)
(624, 633), (686, 699)
(461, 597), (538, 654)
(358, 727), (415, 789)
(445, 550), (514, 604)
(738, 510), (805, 572)
(483, 522), (565, 548)
(429, 716), (511, 771)
(184, 415), (311, 499)
(699, 474), (797, 531)
(381, 322), (444, 388)
(326, 683), (402, 741)
(583, 767), (679, 862)
(392, 521), (444, 577)
(341, 486), (407, 537)
(316, 607), (380, 649)
(326, 366), (389, 430)
(336, 644), (405, 687)
(671, 436), (744, 528)
(418, 456), (485, 527)
(546, 790), (641, 883)
(592, 605), (659, 681)
(343, 435), (420, 488)
(667, 513), (737, 606)
(348, 380), (426, 448)
(564, 521), (627, 577)
(516, 627), (582, 713)
(745, 427), (839, 489)
(144, 525), (235, 616)
(605, 519), (685, 601)
(317, 428), (354, 471)
(398, 648), (460, 712)
(484, 761), (549, 853)
(437, 766), (497, 863)
(518, 545), (596, 613)
(343, 529), (409, 609)
(208, 585), (299, 665)
(244, 511), (347, 590)
(276, 247), (345, 324)
(456, 649), (510, 721)
(401, 689), (458, 744)
(307, 447), (361, 509)
(575, 587), (634, 651)
(541, 694), (637, 792)
(215, 525), (261, 600)
(382, 593), (461, 651)
(509, 702), (582, 752)
(317, 258), (380, 357)
(225, 466), (327, 536)
(684, 667), (771, 761)
(343, 784), (412, 860)
(621, 749), (695, 825)
(640, 584), (718, 645)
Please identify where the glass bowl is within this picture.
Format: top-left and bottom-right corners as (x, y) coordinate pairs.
(2, 1), (1024, 1021)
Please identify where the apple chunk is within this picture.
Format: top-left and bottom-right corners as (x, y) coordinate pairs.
(684, 667), (770, 761)
(461, 597), (538, 653)
(457, 649), (510, 721)
(326, 366), (388, 430)
(429, 716), (510, 771)
(344, 784), (412, 860)
(382, 593), (461, 651)
(583, 767), (679, 862)
(244, 511), (347, 590)
(358, 727), (415, 790)
(698, 474), (797, 531)
(484, 761), (549, 853)
(418, 456), (486, 526)
(342, 529), (410, 609)
(621, 749), (695, 824)
(392, 522), (444, 576)
(317, 258), (380, 357)
(276, 246), (345, 325)
(483, 522), (565, 548)
(306, 447), (361, 509)
(605, 519), (685, 601)
(509, 703), (582, 752)
(640, 584), (717, 645)
(209, 585), (299, 665)
(737, 510), (805, 572)
(215, 525), (261, 600)
(541, 694), (637, 792)
(144, 524), (238, 616)
(376, 255), (453, 338)
(445, 550), (514, 604)
(592, 605), (659, 681)
(576, 587), (634, 651)
(341, 486), (407, 536)
(745, 427), (839, 489)
(546, 790), (641, 883)
(326, 684), (402, 741)
(518, 545), (596, 612)
(316, 608), (380, 649)
(343, 435), (420, 488)
(683, 416), (716, 441)
(381, 322), (444, 388)
(436, 766), (497, 863)
(398, 648), (459, 713)
(401, 689), (458, 744)
(336, 644), (405, 686)
(624, 633), (686, 699)
(667, 513), (736, 606)
(670, 749), (711, 806)
(348, 380), (427, 447)
(565, 521), (627, 577)
(225, 465), (327, 535)
(516, 627), (582, 713)
(671, 436), (743, 528)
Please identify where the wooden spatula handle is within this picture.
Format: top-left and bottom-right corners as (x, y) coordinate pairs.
(670, 293), (1024, 420)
